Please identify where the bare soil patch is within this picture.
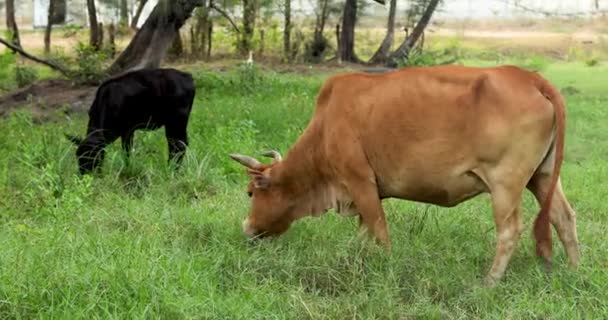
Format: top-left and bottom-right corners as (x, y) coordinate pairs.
(0, 79), (96, 122)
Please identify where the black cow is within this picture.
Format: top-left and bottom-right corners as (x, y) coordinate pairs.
(67, 68), (196, 174)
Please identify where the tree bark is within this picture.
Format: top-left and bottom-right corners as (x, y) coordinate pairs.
(167, 30), (184, 59)
(239, 0), (257, 55)
(368, 0), (397, 64)
(283, 0), (291, 61)
(120, 0), (129, 27)
(387, 0), (440, 66)
(44, 0), (57, 54)
(108, 0), (204, 75)
(131, 0), (149, 29)
(87, 0), (101, 50)
(108, 23), (116, 58)
(5, 0), (21, 49)
(339, 0), (358, 62)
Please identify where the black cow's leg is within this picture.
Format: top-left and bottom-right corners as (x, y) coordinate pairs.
(165, 120), (189, 166)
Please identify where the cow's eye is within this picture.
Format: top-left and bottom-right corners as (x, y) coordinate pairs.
(247, 191), (253, 197)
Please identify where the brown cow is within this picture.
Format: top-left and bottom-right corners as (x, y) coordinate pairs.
(230, 65), (580, 285)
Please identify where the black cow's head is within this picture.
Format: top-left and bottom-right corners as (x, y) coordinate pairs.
(66, 134), (106, 175)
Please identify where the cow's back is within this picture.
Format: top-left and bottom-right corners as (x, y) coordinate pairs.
(315, 65), (555, 205)
(90, 68), (195, 132)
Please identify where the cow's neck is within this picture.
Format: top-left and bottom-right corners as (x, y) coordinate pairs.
(274, 121), (341, 219)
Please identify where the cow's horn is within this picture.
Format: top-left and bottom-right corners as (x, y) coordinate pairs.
(230, 154), (262, 169)
(262, 150), (282, 162)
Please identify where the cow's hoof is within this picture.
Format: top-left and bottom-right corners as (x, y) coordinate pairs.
(483, 275), (498, 288)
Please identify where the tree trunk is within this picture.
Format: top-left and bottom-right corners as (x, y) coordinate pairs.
(44, 0), (57, 54)
(387, 0), (440, 66)
(192, 5), (210, 59)
(87, 0), (101, 50)
(167, 31), (184, 59)
(339, 0), (358, 63)
(283, 0), (291, 61)
(131, 0), (149, 29)
(108, 23), (116, 58)
(368, 0), (397, 64)
(207, 20), (213, 59)
(335, 23), (340, 63)
(5, 0), (21, 49)
(239, 0), (257, 55)
(120, 0), (129, 27)
(108, 0), (204, 75)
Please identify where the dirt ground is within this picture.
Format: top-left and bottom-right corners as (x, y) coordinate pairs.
(0, 79), (96, 122)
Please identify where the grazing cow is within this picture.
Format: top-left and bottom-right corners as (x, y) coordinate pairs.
(67, 68), (195, 174)
(230, 65), (580, 285)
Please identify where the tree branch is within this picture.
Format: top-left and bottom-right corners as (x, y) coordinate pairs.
(210, 3), (240, 33)
(0, 37), (71, 76)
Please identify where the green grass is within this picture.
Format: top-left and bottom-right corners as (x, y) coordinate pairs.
(0, 62), (607, 319)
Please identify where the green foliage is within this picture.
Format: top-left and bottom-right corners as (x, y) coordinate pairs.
(0, 51), (16, 91)
(586, 57), (600, 67)
(512, 54), (549, 72)
(72, 42), (110, 84)
(396, 45), (461, 67)
(0, 64), (607, 318)
(304, 34), (330, 63)
(15, 64), (38, 88)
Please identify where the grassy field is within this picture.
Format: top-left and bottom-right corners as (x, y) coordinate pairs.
(0, 61), (607, 319)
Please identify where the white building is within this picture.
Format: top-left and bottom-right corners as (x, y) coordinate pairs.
(0, 0), (158, 29)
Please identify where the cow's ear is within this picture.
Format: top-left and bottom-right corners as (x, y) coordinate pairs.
(65, 134), (83, 146)
(248, 169), (270, 189)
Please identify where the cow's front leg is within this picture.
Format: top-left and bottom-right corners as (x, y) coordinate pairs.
(165, 123), (189, 165)
(348, 180), (390, 248)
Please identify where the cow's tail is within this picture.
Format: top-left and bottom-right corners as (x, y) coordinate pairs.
(533, 74), (566, 261)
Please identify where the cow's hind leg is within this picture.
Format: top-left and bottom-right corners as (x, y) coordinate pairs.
(527, 175), (580, 267)
(486, 184), (525, 286)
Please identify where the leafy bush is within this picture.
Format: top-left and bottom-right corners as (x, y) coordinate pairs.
(73, 42), (110, 84)
(231, 63), (269, 94)
(586, 58), (600, 67)
(15, 64), (38, 88)
(0, 51), (16, 90)
(512, 54), (549, 72)
(303, 34), (330, 63)
(396, 46), (461, 68)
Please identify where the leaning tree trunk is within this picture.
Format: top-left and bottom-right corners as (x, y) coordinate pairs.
(131, 0), (149, 29)
(44, 0), (57, 54)
(6, 0), (21, 48)
(338, 0), (358, 63)
(283, 0), (291, 61)
(239, 0), (257, 55)
(368, 0), (397, 64)
(87, 0), (101, 50)
(387, 0), (439, 67)
(108, 0), (204, 75)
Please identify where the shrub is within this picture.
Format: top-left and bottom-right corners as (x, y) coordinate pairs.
(0, 51), (16, 90)
(73, 42), (110, 84)
(586, 58), (599, 67)
(396, 46), (461, 68)
(15, 64), (38, 88)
